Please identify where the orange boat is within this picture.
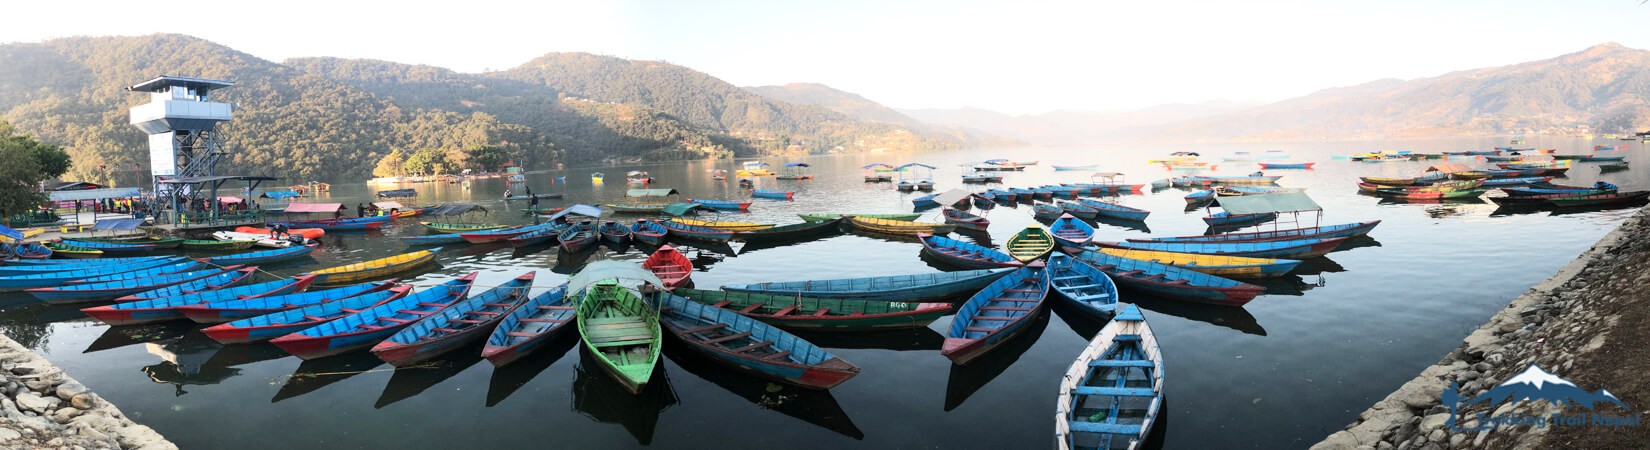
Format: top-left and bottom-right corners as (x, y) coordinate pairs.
(642, 245), (694, 289)
(235, 226), (326, 239)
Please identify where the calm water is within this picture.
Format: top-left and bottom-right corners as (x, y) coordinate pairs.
(2, 137), (1645, 449)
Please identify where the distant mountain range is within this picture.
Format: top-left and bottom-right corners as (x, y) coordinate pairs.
(742, 83), (1023, 147)
(898, 101), (1261, 145)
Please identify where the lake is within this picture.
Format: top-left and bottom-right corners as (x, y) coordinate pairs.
(1, 137), (1643, 449)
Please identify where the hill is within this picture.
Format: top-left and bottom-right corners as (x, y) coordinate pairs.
(743, 83), (1022, 148)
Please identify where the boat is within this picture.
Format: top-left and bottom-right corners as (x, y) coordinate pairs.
(85, 275), (319, 325)
(0, 255), (171, 269)
(1077, 199), (1151, 221)
(303, 247), (441, 284)
(1549, 191), (1650, 207)
(684, 198), (751, 211)
(508, 222), (573, 248)
(652, 291), (860, 389)
(10, 243), (51, 260)
(598, 221), (633, 245)
(1005, 226), (1056, 263)
(79, 237), (186, 249)
(670, 288), (953, 331)
(1489, 192), (1600, 206)
(941, 263), (1050, 365)
(1070, 248), (1263, 306)
(1184, 190), (1215, 204)
(0, 257), (193, 290)
(1055, 304), (1162, 450)
(269, 273), (476, 359)
(844, 216), (956, 235)
(557, 221), (599, 253)
(267, 219), (385, 232)
(721, 267), (1015, 302)
(1095, 237), (1344, 260)
(1190, 175), (1282, 185)
(577, 278), (663, 394)
(213, 231), (307, 248)
(1476, 177), (1552, 188)
(459, 224), (538, 244)
(1375, 188), (1486, 200)
(171, 278), (391, 324)
(420, 222), (507, 233)
(401, 233), (468, 245)
(797, 213), (922, 223)
(658, 220), (734, 243)
(1032, 203), (1065, 221)
(1046, 253), (1119, 318)
(200, 286), (412, 344)
(481, 285), (573, 366)
(1053, 165), (1100, 171)
(200, 244), (319, 266)
(29, 266), (243, 303)
(105, 267), (259, 302)
(1128, 221), (1381, 244)
(1581, 155), (1627, 162)
(669, 218), (775, 231)
(1203, 211), (1277, 227)
(1095, 248), (1299, 278)
(372, 272), (534, 366)
(731, 218), (842, 243)
(1258, 162), (1314, 169)
(1501, 182), (1615, 196)
(1049, 214), (1095, 248)
(918, 233), (1023, 269)
(630, 220), (670, 246)
(752, 190), (794, 200)
(180, 239), (257, 251)
(942, 207), (990, 231)
(42, 242), (102, 258)
(1599, 161), (1630, 172)
(643, 245), (694, 289)
(1054, 200), (1099, 219)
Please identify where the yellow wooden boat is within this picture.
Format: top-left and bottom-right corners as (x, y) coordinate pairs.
(1145, 156), (1195, 164)
(845, 216), (956, 235)
(0, 227), (44, 244)
(667, 218), (774, 231)
(421, 222), (506, 232)
(736, 169), (775, 176)
(305, 247), (441, 284)
(42, 242), (104, 258)
(1004, 226), (1054, 262)
(1097, 248), (1299, 278)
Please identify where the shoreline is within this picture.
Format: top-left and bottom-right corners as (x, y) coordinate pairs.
(1313, 205), (1650, 449)
(0, 334), (176, 449)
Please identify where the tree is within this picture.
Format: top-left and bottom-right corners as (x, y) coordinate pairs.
(467, 145), (510, 171)
(402, 148), (446, 175)
(373, 149), (406, 177)
(0, 121), (71, 220)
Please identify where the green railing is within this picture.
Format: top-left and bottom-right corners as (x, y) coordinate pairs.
(174, 211), (270, 228)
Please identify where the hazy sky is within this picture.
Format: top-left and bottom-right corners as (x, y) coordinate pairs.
(5, 0), (1646, 114)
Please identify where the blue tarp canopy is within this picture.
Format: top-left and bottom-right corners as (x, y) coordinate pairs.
(0, 224), (22, 241)
(428, 204), (486, 216)
(91, 218), (146, 230)
(261, 190), (301, 200)
(862, 163), (893, 169)
(896, 163), (936, 170)
(984, 159), (1009, 163)
(784, 163), (810, 167)
(376, 189), (417, 198)
(48, 188), (141, 202)
(546, 204), (603, 221)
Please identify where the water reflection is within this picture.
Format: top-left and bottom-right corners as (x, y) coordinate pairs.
(942, 311), (1050, 411)
(486, 334), (579, 407)
(1248, 274), (1326, 296)
(272, 352), (386, 403)
(788, 327), (946, 352)
(573, 350), (678, 445)
(85, 323), (195, 353)
(1094, 216), (1152, 234)
(375, 341), (485, 408)
(141, 334), (244, 396)
(1131, 298), (1266, 336)
(665, 348), (865, 440)
(1291, 256), (1347, 276)
(1332, 236), (1383, 253)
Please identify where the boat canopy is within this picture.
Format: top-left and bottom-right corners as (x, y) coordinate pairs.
(1215, 192), (1322, 215)
(284, 202), (343, 213)
(567, 260), (665, 294)
(261, 190), (301, 200)
(91, 218), (146, 230)
(217, 196), (244, 204)
(627, 189), (680, 198)
(1170, 152), (1200, 156)
(1425, 163), (1473, 174)
(662, 202), (709, 216)
(371, 201), (404, 210)
(784, 163), (810, 167)
(545, 204), (603, 221)
(862, 163), (893, 169)
(897, 163), (936, 170)
(48, 188), (142, 202)
(932, 189), (973, 207)
(0, 224), (21, 241)
(427, 204), (487, 216)
(983, 159), (1009, 164)
(376, 188), (417, 198)
(1090, 172), (1125, 179)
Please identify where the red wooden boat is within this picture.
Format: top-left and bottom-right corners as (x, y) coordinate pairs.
(643, 245), (694, 289)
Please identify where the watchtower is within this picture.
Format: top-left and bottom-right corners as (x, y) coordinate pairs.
(126, 75), (235, 211)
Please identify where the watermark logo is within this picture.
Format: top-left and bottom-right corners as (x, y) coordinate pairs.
(1445, 364), (1638, 431)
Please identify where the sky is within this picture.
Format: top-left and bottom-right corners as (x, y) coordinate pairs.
(4, 0), (1647, 115)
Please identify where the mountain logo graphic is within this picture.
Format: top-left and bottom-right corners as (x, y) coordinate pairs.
(1444, 364), (1633, 431)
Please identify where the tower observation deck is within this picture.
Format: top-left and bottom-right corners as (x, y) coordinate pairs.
(127, 75), (236, 223)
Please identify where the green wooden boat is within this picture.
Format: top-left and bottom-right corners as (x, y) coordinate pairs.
(1004, 226), (1055, 262)
(798, 213), (923, 223)
(420, 222), (507, 233)
(576, 280), (661, 395)
(180, 239), (257, 251)
(80, 237), (186, 249)
(671, 288), (953, 331)
(42, 242), (103, 258)
(606, 203), (668, 213)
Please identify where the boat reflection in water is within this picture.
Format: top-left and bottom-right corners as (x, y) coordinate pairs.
(141, 334), (244, 396)
(572, 350), (678, 446)
(943, 310), (1050, 412)
(84, 322), (195, 354)
(486, 334), (579, 407)
(375, 342), (486, 408)
(665, 347), (865, 440)
(788, 327), (945, 352)
(1247, 274), (1327, 297)
(1129, 296), (1267, 337)
(1333, 235), (1383, 252)
(272, 351), (385, 403)
(1094, 216), (1152, 234)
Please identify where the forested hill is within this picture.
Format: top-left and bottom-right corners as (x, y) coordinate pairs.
(0, 35), (963, 185)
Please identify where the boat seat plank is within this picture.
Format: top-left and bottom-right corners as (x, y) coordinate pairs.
(972, 316), (1014, 321)
(431, 327), (460, 333)
(979, 305), (1033, 312)
(963, 326), (1001, 333)
(772, 306), (798, 316)
(1066, 421), (1144, 435)
(415, 302), (448, 308)
(506, 331), (540, 338)
(1002, 288), (1042, 293)
(592, 338), (656, 348)
(812, 308), (831, 316)
(467, 311), (502, 316)
(451, 319), (482, 324)
(679, 323), (728, 335)
(762, 350), (792, 360)
(702, 331), (752, 345)
(1089, 360), (1155, 368)
(739, 303), (765, 314)
(731, 341), (773, 353)
(1114, 335), (1142, 341)
(518, 318), (566, 323)
(1072, 386), (1158, 398)
(711, 301), (732, 308)
(536, 305), (575, 311)
(379, 317), (413, 324)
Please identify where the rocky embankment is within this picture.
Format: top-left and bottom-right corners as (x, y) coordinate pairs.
(0, 335), (175, 449)
(1314, 206), (1650, 450)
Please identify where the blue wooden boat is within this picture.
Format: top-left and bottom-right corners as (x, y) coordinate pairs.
(176, 278), (397, 324)
(482, 285), (573, 366)
(1502, 182), (1615, 196)
(1477, 176), (1551, 188)
(1077, 199), (1150, 221)
(971, 194), (995, 210)
(374, 272), (534, 366)
(1191, 175), (1282, 185)
(400, 233), (467, 245)
(918, 233), (1023, 269)
(941, 263), (1050, 365)
(752, 189), (794, 200)
(658, 220), (733, 243)
(460, 223), (544, 244)
(1184, 190), (1215, 204)
(30, 266), (243, 303)
(1203, 211), (1276, 227)
(84, 275), (322, 325)
(652, 291), (860, 389)
(0, 257), (193, 290)
(722, 268), (1014, 302)
(1056, 304), (1162, 450)
(113, 267), (259, 302)
(270, 273), (476, 359)
(58, 239), (156, 253)
(0, 255), (171, 267)
(1070, 249), (1262, 306)
(558, 221), (599, 253)
(685, 198), (751, 211)
(1149, 179), (1170, 189)
(267, 220), (384, 231)
(1047, 254), (1119, 318)
(630, 220), (669, 246)
(1032, 203), (1064, 220)
(1054, 200), (1099, 219)
(200, 243), (319, 265)
(912, 194), (940, 208)
(987, 189), (1017, 202)
(599, 221), (633, 245)
(202, 286), (412, 344)
(1049, 214), (1095, 248)
(1010, 188), (1036, 202)
(12, 243), (51, 259)
(507, 221), (573, 247)
(1096, 237), (1346, 259)
(0, 256), (175, 276)
(1129, 221), (1381, 244)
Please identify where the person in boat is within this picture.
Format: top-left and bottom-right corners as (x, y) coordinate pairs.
(270, 223), (289, 240)
(529, 194), (539, 208)
(356, 203), (366, 218)
(526, 186), (533, 197)
(389, 208), (400, 217)
(335, 205), (346, 220)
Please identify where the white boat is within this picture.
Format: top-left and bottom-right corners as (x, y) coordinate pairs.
(211, 231), (305, 248)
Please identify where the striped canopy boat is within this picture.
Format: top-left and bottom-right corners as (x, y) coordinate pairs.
(1055, 304), (1162, 450)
